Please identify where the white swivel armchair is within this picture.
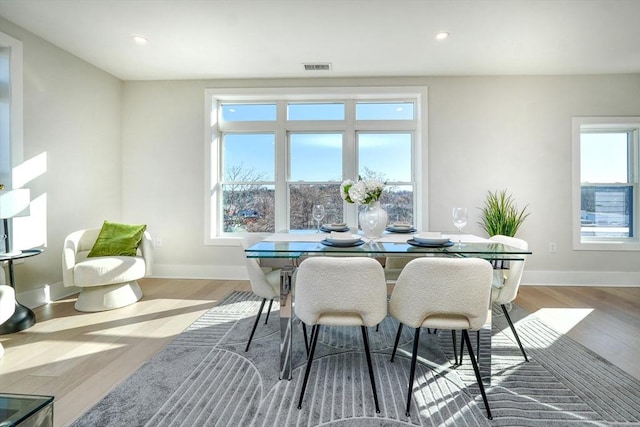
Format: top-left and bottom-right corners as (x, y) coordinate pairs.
(0, 285), (16, 357)
(62, 228), (153, 312)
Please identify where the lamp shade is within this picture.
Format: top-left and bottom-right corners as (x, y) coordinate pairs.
(0, 189), (31, 219)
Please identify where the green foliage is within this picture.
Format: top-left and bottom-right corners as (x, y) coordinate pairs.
(478, 189), (530, 237)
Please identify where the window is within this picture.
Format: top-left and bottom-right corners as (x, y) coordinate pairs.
(1, 32), (24, 187)
(572, 117), (640, 250)
(205, 87), (426, 241)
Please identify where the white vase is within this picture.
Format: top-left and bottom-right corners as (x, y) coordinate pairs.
(359, 201), (388, 239)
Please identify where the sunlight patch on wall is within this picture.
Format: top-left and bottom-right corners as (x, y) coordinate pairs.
(12, 152), (48, 249)
(13, 152), (46, 188)
(14, 192), (46, 249)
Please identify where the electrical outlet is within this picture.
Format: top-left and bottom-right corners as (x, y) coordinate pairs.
(154, 238), (163, 247)
(549, 242), (557, 253)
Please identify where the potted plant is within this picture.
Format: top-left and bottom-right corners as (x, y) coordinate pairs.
(478, 189), (530, 237)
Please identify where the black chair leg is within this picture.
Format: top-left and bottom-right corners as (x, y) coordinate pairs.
(376, 324), (379, 332)
(245, 298), (266, 352)
(302, 322), (309, 355)
(264, 298), (274, 324)
(502, 304), (529, 362)
(297, 324), (320, 409)
(452, 330), (458, 365)
(361, 326), (380, 413)
(458, 330), (480, 364)
(405, 327), (421, 417)
(476, 330), (481, 362)
(463, 330), (492, 420)
(390, 323), (403, 362)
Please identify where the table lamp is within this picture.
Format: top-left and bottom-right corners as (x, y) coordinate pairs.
(0, 186), (31, 256)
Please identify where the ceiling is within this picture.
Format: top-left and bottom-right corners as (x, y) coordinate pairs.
(1, 0), (639, 81)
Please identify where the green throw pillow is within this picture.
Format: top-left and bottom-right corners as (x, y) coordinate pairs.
(87, 221), (147, 257)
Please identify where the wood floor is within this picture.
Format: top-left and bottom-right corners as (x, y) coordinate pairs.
(0, 279), (638, 427)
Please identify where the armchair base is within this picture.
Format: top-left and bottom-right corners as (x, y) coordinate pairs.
(75, 280), (143, 312)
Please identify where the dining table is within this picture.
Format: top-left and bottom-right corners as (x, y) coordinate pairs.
(244, 230), (532, 381)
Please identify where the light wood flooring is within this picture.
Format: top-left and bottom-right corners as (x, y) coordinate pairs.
(0, 279), (638, 427)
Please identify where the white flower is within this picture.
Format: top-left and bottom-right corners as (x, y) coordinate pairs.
(348, 181), (367, 204)
(340, 180), (355, 203)
(365, 179), (384, 194)
(340, 176), (385, 204)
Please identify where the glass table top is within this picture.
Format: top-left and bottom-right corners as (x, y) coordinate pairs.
(0, 393), (53, 426)
(245, 234), (531, 260)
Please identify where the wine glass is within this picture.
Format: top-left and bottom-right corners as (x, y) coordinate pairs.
(312, 204), (325, 233)
(452, 207), (468, 244)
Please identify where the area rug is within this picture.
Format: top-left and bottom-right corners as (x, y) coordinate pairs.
(70, 291), (640, 427)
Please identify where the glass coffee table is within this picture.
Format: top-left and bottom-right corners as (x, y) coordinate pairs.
(0, 393), (53, 427)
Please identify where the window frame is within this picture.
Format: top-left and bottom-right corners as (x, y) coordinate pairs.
(0, 32), (24, 188)
(204, 86), (427, 244)
(571, 116), (640, 251)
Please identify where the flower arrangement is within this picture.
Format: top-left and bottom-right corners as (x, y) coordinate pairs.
(340, 176), (385, 205)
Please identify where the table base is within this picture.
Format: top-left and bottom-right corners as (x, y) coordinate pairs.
(0, 301), (35, 335)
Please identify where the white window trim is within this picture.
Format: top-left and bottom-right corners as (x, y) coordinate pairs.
(204, 86), (428, 245)
(0, 31), (24, 188)
(571, 116), (640, 251)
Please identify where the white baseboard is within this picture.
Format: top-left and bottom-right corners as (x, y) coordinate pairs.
(18, 281), (79, 309)
(151, 264), (247, 280)
(523, 270), (639, 286)
(16, 267), (638, 309)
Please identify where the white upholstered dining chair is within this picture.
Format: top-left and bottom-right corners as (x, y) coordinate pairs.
(294, 256), (388, 413)
(489, 234), (530, 361)
(241, 238), (281, 352)
(389, 257), (494, 419)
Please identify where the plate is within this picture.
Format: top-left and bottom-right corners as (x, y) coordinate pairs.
(407, 238), (454, 248)
(413, 233), (450, 245)
(321, 225), (350, 232)
(321, 239), (365, 247)
(386, 226), (417, 233)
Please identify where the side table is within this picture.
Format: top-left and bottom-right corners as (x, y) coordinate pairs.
(0, 249), (44, 335)
(0, 393), (54, 427)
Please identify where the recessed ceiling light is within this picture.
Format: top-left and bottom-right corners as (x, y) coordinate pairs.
(436, 32), (449, 40)
(131, 34), (148, 46)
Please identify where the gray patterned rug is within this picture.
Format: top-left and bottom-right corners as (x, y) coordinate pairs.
(70, 291), (640, 427)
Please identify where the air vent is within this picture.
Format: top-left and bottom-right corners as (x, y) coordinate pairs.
(303, 63), (332, 71)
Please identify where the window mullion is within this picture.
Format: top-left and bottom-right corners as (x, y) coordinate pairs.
(343, 99), (358, 226)
(275, 100), (288, 232)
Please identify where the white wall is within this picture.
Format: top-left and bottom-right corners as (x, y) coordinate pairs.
(122, 76), (640, 286)
(2, 17), (639, 306)
(1, 18), (123, 302)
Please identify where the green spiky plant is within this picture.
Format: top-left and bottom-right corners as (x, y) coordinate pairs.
(478, 189), (530, 237)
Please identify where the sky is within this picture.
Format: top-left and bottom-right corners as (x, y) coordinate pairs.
(580, 132), (629, 183)
(221, 102), (414, 184)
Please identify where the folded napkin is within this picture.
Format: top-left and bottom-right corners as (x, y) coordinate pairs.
(330, 231), (353, 240)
